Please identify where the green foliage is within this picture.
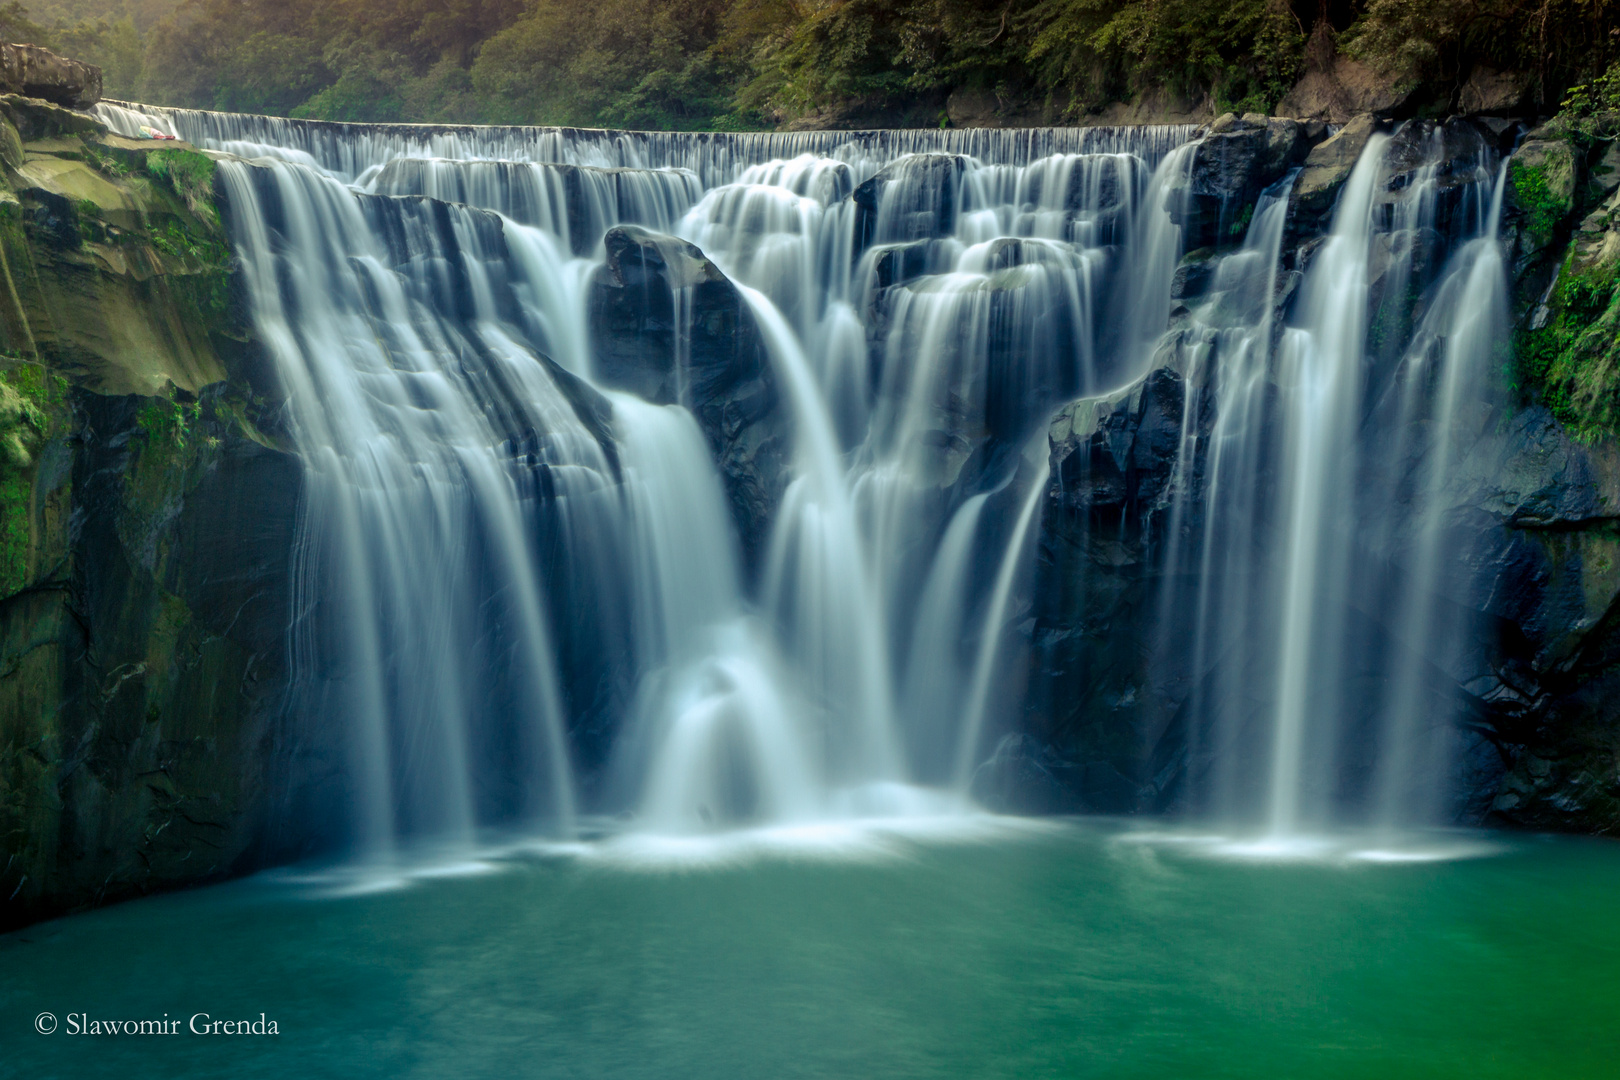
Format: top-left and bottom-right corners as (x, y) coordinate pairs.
(146, 147), (218, 226)
(470, 0), (736, 129)
(0, 363), (50, 468)
(1513, 163), (1566, 244)
(5, 0), (1617, 129)
(1517, 264), (1620, 443)
(722, 0), (919, 121)
(1027, 0), (1304, 116)
(1555, 61), (1620, 140)
(1563, 61), (1620, 115)
(147, 147), (214, 197)
(136, 396), (199, 450)
(52, 16), (144, 98)
(0, 0), (49, 44)
(0, 360), (67, 597)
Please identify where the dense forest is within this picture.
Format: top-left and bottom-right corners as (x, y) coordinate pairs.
(0, 0), (1616, 128)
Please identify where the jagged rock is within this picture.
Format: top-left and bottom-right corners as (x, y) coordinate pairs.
(0, 93), (101, 141)
(1170, 249), (1216, 301)
(0, 385), (301, 934)
(1180, 113), (1315, 247)
(1569, 187), (1620, 278)
(866, 239), (956, 290)
(1024, 361), (1197, 804)
(1592, 140), (1620, 200)
(1275, 53), (1412, 124)
(1192, 113), (1313, 197)
(0, 109), (306, 932)
(588, 225), (789, 568)
(1458, 66), (1532, 115)
(1292, 114), (1382, 223)
(1505, 130), (1582, 280)
(851, 154), (967, 253)
(0, 44), (101, 110)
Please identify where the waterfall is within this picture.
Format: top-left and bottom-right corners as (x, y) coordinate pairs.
(1155, 121), (1510, 838)
(146, 97), (1511, 856)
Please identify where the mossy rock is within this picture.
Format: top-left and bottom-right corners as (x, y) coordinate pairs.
(0, 94), (101, 141)
(1509, 134), (1581, 258)
(14, 156), (141, 229)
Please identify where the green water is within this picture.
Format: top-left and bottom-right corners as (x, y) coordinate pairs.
(3, 820), (1617, 1079)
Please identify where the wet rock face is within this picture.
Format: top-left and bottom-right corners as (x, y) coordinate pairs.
(0, 389), (302, 933)
(1180, 113), (1318, 248)
(588, 225), (789, 569)
(0, 45), (101, 111)
(0, 103), (311, 931)
(1023, 348), (1620, 832)
(852, 154), (967, 254)
(1022, 362), (1197, 815)
(1505, 128), (1583, 287)
(1014, 115), (1620, 831)
(1444, 411), (1620, 831)
(1290, 114), (1384, 229)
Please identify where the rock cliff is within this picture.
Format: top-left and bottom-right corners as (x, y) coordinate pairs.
(0, 87), (299, 931)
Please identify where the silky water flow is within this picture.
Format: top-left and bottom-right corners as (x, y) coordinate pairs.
(94, 101), (1515, 864)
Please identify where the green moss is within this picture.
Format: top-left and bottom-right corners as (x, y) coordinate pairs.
(75, 198), (105, 244)
(1516, 260), (1620, 443)
(136, 397), (201, 451)
(82, 144), (131, 179)
(145, 150), (218, 224)
(0, 361), (66, 597)
(1226, 202), (1254, 239)
(1512, 163), (1565, 246)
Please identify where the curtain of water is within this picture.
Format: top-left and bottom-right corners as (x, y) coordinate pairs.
(170, 100), (1507, 853)
(1155, 124), (1509, 836)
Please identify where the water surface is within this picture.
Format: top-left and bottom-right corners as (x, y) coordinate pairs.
(4, 820), (1616, 1078)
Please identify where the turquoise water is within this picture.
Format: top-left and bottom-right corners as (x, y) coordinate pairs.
(3, 820), (1618, 1078)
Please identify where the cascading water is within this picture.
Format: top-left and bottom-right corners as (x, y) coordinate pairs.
(95, 97), (1515, 858)
(1154, 121), (1511, 842)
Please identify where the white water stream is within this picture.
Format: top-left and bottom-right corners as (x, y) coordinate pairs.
(95, 101), (1512, 858)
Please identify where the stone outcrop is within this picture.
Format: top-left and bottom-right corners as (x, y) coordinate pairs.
(1506, 128), (1582, 278)
(0, 102), (302, 931)
(1014, 119), (1620, 832)
(0, 44), (101, 111)
(1275, 51), (1411, 125)
(852, 154), (967, 252)
(1458, 66), (1533, 116)
(588, 225), (789, 568)
(1290, 113), (1383, 225)
(1179, 113), (1319, 247)
(1011, 354), (1198, 816)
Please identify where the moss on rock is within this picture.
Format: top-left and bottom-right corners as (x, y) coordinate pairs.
(0, 95), (302, 932)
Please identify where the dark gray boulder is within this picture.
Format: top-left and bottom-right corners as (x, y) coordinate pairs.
(588, 225), (789, 569)
(1290, 114), (1384, 229)
(852, 154), (968, 254)
(1179, 113), (1317, 248)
